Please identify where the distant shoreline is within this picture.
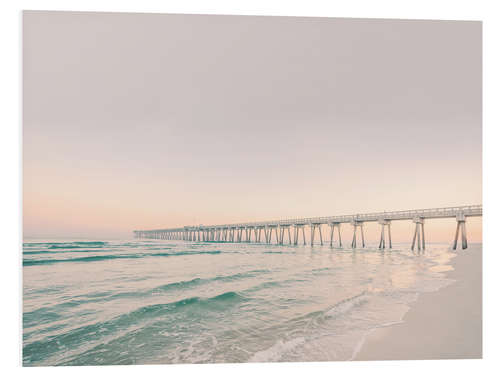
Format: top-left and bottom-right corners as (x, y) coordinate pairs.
(354, 245), (482, 360)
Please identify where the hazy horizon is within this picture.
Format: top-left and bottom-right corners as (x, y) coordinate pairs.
(23, 12), (482, 241)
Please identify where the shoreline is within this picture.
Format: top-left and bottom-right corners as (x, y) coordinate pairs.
(354, 245), (482, 361)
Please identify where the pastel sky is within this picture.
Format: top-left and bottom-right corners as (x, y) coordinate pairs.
(23, 12), (482, 241)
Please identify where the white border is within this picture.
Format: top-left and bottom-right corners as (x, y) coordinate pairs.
(2, 1), (498, 374)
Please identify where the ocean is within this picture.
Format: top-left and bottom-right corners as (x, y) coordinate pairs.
(22, 239), (471, 366)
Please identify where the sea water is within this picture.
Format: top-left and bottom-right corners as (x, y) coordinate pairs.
(23, 239), (473, 366)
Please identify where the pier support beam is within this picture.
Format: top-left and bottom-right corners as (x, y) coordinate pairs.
(351, 221), (365, 249)
(310, 223), (323, 246)
(453, 213), (468, 250)
(328, 223), (342, 248)
(256, 227), (263, 242)
(378, 219), (392, 249)
(278, 225), (292, 245)
(411, 217), (425, 252)
(265, 226), (278, 244)
(293, 224), (306, 245)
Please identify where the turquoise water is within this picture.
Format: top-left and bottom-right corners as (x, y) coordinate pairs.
(23, 239), (470, 366)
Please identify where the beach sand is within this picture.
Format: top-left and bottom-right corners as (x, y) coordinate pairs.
(355, 246), (482, 361)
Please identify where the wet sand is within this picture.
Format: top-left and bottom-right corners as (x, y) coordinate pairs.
(355, 246), (482, 361)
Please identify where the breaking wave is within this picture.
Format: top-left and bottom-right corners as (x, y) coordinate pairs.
(23, 250), (221, 266)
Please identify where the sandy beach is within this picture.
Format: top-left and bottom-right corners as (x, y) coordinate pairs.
(355, 246), (482, 361)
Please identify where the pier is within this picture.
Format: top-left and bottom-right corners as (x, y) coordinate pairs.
(134, 205), (482, 250)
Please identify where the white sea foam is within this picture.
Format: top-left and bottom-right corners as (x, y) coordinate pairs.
(325, 292), (369, 318)
(249, 337), (306, 362)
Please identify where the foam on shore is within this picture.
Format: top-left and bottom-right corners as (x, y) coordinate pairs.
(354, 246), (482, 360)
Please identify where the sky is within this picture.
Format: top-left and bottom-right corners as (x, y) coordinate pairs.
(23, 11), (482, 241)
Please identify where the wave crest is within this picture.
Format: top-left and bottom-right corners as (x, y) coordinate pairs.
(23, 250), (221, 266)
